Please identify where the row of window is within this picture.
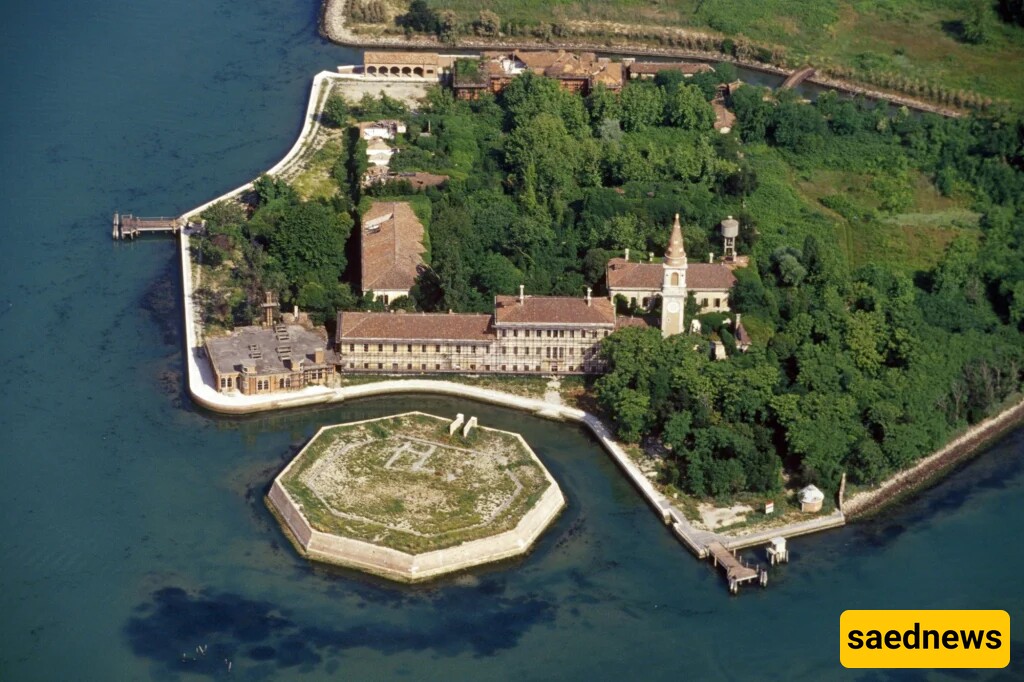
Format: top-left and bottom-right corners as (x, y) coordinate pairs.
(346, 362), (598, 373)
(219, 369), (328, 392)
(345, 343), (599, 356)
(349, 343), (485, 354)
(499, 328), (609, 339)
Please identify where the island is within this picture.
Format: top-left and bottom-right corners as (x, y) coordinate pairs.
(267, 412), (565, 582)
(117, 35), (1024, 591)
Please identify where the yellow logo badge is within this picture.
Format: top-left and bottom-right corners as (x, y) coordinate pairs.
(841, 610), (1010, 668)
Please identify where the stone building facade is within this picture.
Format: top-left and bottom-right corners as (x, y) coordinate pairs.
(205, 323), (335, 395)
(606, 214), (739, 317)
(337, 290), (621, 375)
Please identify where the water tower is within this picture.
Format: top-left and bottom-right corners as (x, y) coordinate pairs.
(720, 215), (739, 262)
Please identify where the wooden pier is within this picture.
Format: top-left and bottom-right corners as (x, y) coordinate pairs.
(112, 212), (184, 240)
(706, 541), (768, 594)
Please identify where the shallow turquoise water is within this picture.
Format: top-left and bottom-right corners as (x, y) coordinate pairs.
(1, 0), (1022, 679)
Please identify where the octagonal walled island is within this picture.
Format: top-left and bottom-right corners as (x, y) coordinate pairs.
(267, 412), (565, 582)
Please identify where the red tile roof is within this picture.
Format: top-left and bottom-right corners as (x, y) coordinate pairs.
(360, 202), (426, 293)
(689, 263), (738, 290)
(494, 295), (615, 326)
(606, 259), (662, 289)
(606, 260), (736, 291)
(337, 311), (495, 341)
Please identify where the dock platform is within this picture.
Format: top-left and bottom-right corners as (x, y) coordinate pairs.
(707, 541), (767, 594)
(112, 212), (183, 239)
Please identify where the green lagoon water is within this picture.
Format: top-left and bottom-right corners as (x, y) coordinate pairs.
(1, 0), (1022, 679)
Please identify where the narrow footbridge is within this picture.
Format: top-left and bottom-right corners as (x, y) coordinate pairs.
(780, 66), (816, 90)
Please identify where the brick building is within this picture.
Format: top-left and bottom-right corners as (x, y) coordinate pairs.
(453, 50), (624, 100)
(360, 201), (427, 304)
(337, 288), (624, 376)
(205, 323), (335, 395)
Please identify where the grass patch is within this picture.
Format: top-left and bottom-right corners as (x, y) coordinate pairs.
(280, 412), (553, 553)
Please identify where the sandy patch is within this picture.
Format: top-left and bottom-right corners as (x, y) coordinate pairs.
(698, 502), (753, 530)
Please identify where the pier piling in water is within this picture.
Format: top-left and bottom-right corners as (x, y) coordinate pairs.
(111, 213), (183, 240)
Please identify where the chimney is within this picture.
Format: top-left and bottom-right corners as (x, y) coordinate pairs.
(519, 284), (525, 305)
(624, 247), (630, 261)
(314, 348), (325, 364)
(708, 252), (714, 263)
(586, 287), (592, 306)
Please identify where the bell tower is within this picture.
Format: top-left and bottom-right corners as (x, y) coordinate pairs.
(660, 214), (688, 338)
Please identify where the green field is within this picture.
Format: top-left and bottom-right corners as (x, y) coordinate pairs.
(387, 0), (1024, 104)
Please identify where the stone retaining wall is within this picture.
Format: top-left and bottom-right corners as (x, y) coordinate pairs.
(268, 472), (565, 582)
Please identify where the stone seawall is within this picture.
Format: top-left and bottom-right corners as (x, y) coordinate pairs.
(267, 474), (566, 582)
(843, 397), (1024, 519)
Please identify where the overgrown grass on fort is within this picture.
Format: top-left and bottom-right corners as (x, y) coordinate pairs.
(281, 413), (552, 553)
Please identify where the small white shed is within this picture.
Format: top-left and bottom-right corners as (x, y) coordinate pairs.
(798, 484), (825, 512)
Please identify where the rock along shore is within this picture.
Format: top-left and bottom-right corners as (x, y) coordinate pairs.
(843, 397), (1024, 519)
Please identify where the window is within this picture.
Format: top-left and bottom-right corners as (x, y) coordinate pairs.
(392, 363), (398, 369)
(568, 365), (575, 371)
(456, 345), (461, 353)
(392, 344), (397, 353)
(591, 331), (597, 339)
(546, 348), (551, 358)
(513, 330), (518, 337)
(470, 364), (476, 370)
(421, 344), (427, 352)
(421, 363), (426, 370)
(363, 344), (369, 352)
(513, 347), (518, 356)
(569, 348), (575, 356)
(407, 363), (412, 370)
(603, 331), (609, 337)
(435, 345), (441, 352)
(559, 330), (565, 338)
(546, 330), (552, 338)
(378, 363), (383, 369)
(501, 330), (507, 337)
(363, 362), (369, 369)
(377, 344), (383, 352)
(435, 364), (440, 370)
(349, 344), (355, 352)
(525, 330), (530, 338)
(671, 272), (680, 286)
(485, 365), (490, 371)
(348, 362), (354, 368)
(407, 344), (412, 353)
(570, 330), (575, 339)
(501, 364), (507, 371)
(714, 298), (721, 308)
(513, 365), (518, 371)
(536, 347), (541, 355)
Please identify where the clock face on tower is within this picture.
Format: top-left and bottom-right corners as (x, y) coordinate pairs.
(666, 300), (680, 313)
